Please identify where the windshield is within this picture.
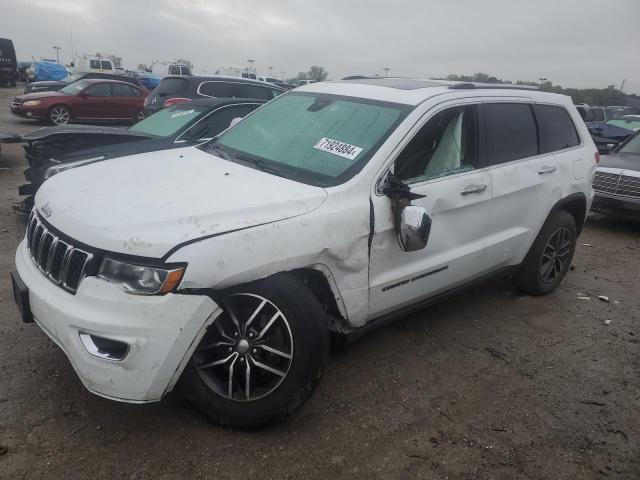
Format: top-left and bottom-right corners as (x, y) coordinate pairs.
(209, 92), (409, 186)
(607, 118), (640, 132)
(60, 79), (92, 94)
(619, 132), (640, 154)
(129, 104), (207, 136)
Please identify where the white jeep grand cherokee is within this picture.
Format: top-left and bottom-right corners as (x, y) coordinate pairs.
(12, 78), (597, 428)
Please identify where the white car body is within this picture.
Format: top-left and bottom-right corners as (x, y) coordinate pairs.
(14, 78), (596, 404)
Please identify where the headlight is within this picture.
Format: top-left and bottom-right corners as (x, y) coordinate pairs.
(98, 257), (185, 295)
(22, 100), (42, 107)
(43, 156), (106, 180)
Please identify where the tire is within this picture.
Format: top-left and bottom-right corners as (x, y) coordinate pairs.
(513, 210), (577, 295)
(179, 272), (329, 429)
(133, 109), (145, 123)
(48, 105), (71, 125)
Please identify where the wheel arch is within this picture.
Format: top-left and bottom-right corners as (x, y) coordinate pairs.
(289, 264), (349, 331)
(549, 192), (588, 235)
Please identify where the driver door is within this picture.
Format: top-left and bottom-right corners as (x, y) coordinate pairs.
(368, 102), (493, 318)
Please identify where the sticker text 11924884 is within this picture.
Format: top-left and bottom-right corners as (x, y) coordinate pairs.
(314, 138), (363, 161)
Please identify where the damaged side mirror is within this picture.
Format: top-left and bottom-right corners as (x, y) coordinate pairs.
(382, 173), (432, 252)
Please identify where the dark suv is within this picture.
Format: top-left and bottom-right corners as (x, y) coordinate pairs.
(144, 75), (285, 115)
(0, 38), (18, 87)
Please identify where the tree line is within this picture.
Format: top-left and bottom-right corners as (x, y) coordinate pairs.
(438, 73), (634, 106)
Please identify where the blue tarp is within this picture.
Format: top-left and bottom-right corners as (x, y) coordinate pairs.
(33, 61), (68, 81)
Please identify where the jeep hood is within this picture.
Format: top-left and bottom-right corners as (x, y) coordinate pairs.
(35, 146), (328, 258)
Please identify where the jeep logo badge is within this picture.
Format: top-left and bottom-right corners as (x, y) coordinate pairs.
(40, 203), (53, 218)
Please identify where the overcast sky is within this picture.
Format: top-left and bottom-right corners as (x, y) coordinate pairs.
(2, 0), (639, 93)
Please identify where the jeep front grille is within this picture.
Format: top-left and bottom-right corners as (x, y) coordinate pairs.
(26, 211), (94, 293)
(593, 171), (640, 199)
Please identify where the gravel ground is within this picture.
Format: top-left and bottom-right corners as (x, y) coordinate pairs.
(0, 84), (638, 480)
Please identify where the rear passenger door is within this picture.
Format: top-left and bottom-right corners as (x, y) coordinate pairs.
(112, 83), (142, 119)
(482, 101), (566, 268)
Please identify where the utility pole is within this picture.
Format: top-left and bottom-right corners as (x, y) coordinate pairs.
(383, 67), (391, 77)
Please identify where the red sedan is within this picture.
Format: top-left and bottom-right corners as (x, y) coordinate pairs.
(11, 79), (148, 125)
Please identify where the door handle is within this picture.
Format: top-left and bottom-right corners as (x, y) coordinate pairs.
(461, 184), (487, 195)
(538, 165), (557, 174)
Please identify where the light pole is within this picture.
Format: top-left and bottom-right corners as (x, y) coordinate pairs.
(383, 67), (391, 77)
(539, 77), (548, 86)
(247, 59), (255, 74)
(53, 46), (61, 63)
(281, 71), (286, 81)
(268, 66), (273, 78)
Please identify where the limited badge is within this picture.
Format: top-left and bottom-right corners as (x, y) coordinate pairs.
(314, 138), (363, 161)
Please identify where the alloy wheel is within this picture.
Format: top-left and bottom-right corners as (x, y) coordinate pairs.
(540, 227), (572, 284)
(50, 107), (70, 125)
(194, 293), (294, 401)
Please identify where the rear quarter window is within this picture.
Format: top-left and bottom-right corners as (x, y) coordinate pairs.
(156, 78), (189, 95)
(534, 104), (580, 153)
(484, 103), (538, 165)
(198, 81), (237, 97)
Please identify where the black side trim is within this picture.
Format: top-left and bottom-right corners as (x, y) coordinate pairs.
(344, 265), (518, 341)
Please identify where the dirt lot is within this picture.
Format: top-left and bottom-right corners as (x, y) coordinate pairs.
(0, 84), (638, 480)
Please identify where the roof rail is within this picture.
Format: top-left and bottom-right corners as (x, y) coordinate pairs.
(448, 82), (539, 91)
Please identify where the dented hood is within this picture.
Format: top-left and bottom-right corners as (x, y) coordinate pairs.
(35, 146), (328, 258)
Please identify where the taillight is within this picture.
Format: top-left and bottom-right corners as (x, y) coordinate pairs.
(595, 151), (600, 164)
(163, 97), (191, 108)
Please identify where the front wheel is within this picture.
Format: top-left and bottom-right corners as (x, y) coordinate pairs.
(48, 105), (71, 125)
(178, 273), (329, 428)
(513, 210), (577, 295)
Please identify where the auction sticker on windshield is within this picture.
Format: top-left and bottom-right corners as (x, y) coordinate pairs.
(314, 138), (363, 161)
(171, 109), (195, 118)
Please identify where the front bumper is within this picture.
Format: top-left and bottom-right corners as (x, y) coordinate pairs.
(592, 191), (640, 217)
(11, 106), (46, 120)
(15, 239), (221, 402)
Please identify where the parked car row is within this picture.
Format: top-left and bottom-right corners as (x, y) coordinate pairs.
(13, 98), (265, 209)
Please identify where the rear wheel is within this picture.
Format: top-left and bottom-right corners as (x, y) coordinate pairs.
(179, 273), (329, 428)
(48, 105), (71, 125)
(513, 210), (577, 295)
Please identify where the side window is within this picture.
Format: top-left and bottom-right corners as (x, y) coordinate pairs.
(113, 83), (136, 96)
(101, 60), (112, 70)
(89, 60), (100, 69)
(169, 65), (181, 75)
(484, 103), (538, 165)
(395, 105), (479, 183)
(190, 105), (257, 139)
(85, 83), (111, 97)
(180, 66), (192, 75)
(586, 109), (604, 122)
(241, 84), (273, 100)
(534, 105), (580, 153)
(198, 81), (237, 98)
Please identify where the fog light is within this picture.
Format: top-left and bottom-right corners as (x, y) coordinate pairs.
(79, 332), (129, 361)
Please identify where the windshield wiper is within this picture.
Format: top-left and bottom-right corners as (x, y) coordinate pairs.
(236, 153), (288, 179)
(205, 142), (232, 160)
